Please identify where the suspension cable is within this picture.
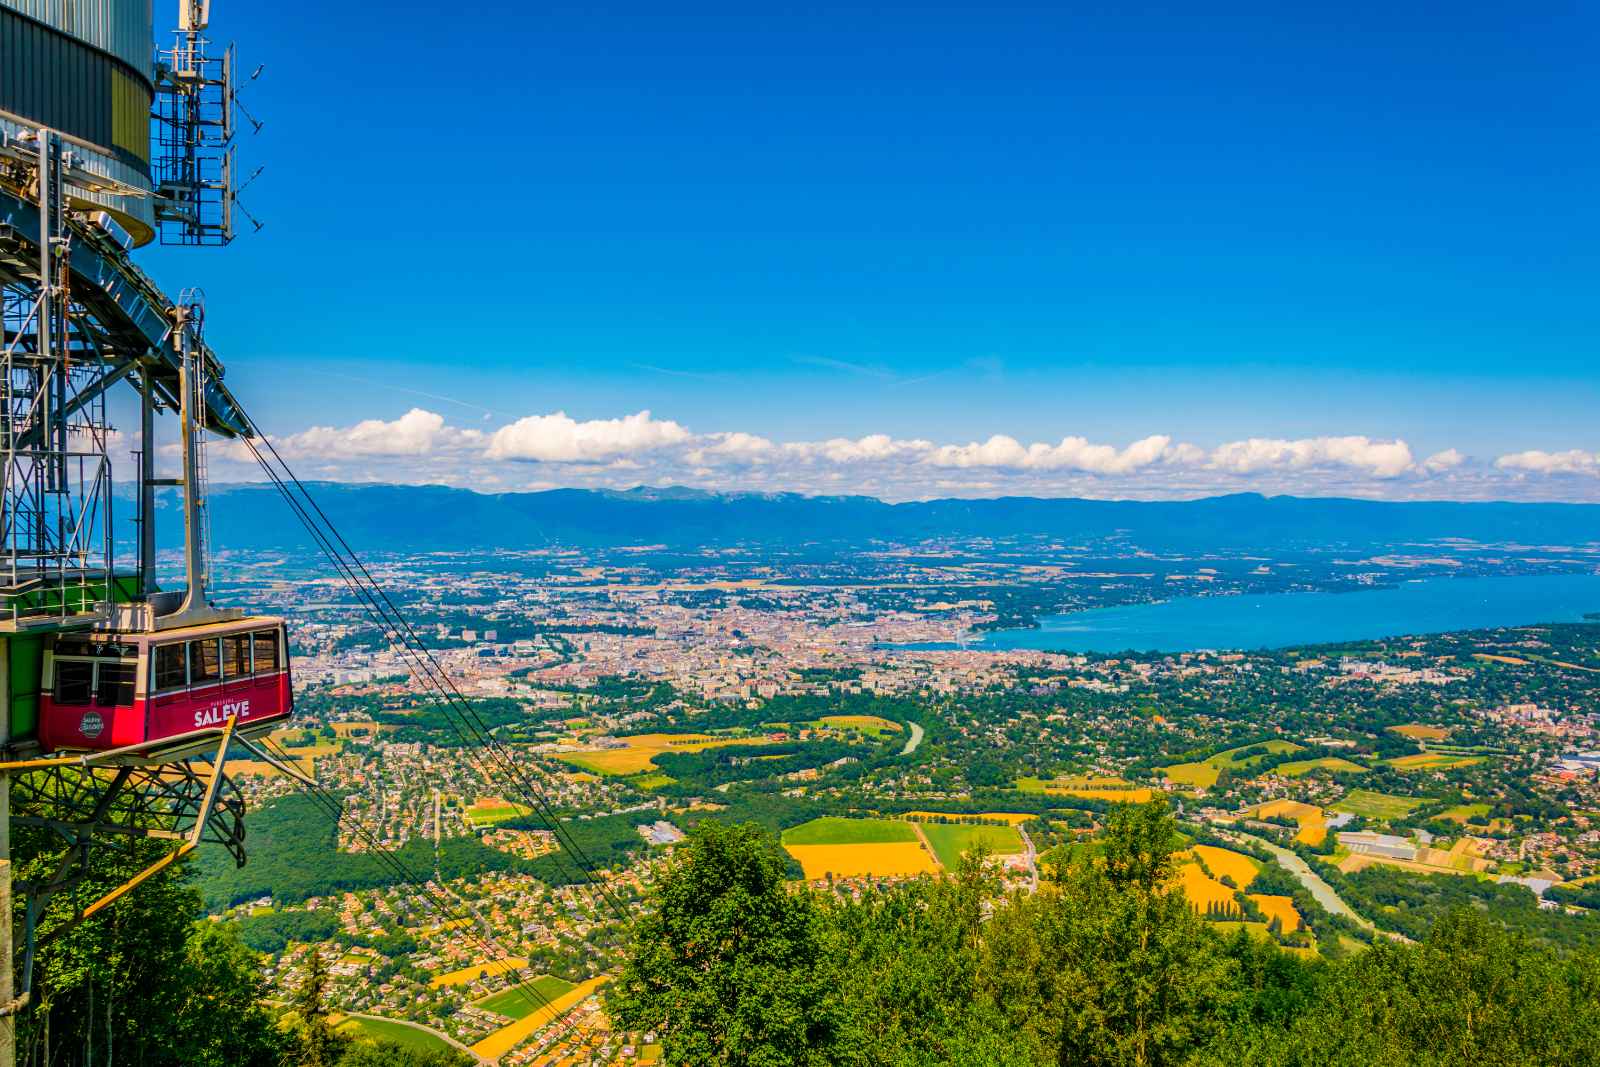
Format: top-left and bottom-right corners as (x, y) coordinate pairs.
(236, 429), (632, 921)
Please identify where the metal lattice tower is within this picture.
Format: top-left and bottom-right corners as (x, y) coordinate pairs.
(0, 135), (114, 631)
(153, 5), (239, 245)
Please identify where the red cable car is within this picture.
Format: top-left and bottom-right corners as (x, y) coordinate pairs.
(39, 617), (294, 753)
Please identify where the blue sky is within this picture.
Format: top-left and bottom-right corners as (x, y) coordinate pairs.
(139, 1), (1600, 500)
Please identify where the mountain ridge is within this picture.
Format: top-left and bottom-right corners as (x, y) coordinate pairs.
(190, 483), (1600, 554)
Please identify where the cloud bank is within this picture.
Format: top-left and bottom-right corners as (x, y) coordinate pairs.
(195, 406), (1600, 502)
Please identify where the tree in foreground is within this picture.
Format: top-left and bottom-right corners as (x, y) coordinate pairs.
(286, 947), (350, 1067)
(982, 796), (1239, 1067)
(608, 820), (836, 1065)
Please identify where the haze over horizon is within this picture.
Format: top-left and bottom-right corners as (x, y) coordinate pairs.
(130, 0), (1599, 503)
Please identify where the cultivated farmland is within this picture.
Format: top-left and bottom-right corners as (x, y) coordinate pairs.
(1334, 789), (1429, 820)
(781, 817), (942, 879)
(919, 822), (1024, 869)
(555, 731), (776, 775)
(475, 975), (577, 1021)
(1162, 740), (1305, 789)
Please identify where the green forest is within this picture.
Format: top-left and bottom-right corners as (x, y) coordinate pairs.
(610, 799), (1600, 1067)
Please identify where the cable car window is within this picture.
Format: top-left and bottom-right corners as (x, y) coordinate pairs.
(189, 639), (221, 684)
(222, 635), (251, 678)
(252, 629), (280, 672)
(55, 638), (98, 658)
(97, 662), (136, 706)
(154, 644), (187, 690)
(55, 661), (93, 705)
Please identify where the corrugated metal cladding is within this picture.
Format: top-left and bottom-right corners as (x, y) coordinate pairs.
(0, 0), (152, 76)
(0, 5), (153, 172)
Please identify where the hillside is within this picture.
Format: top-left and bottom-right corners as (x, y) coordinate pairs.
(190, 484), (1600, 554)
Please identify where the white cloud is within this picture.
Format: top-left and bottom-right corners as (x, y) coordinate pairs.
(275, 408), (483, 458)
(802, 434), (933, 464)
(1207, 436), (1415, 478)
(1419, 448), (1465, 474)
(205, 404), (1600, 502)
(1495, 449), (1600, 475)
(486, 410), (690, 463)
(925, 433), (1178, 474)
(685, 431), (782, 466)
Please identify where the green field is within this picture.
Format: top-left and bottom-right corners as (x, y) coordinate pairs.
(813, 715), (903, 738)
(1277, 757), (1366, 777)
(781, 817), (918, 846)
(1440, 803), (1492, 823)
(632, 773), (676, 790)
(475, 975), (578, 1020)
(1333, 789), (1430, 820)
(1386, 752), (1485, 772)
(1163, 740), (1305, 788)
(918, 822), (1024, 869)
(335, 1016), (457, 1056)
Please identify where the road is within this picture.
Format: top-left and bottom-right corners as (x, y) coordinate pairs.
(1018, 824), (1040, 892)
(900, 721), (925, 756)
(338, 1010), (493, 1065)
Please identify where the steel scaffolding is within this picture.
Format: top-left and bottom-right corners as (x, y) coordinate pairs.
(0, 134), (113, 633)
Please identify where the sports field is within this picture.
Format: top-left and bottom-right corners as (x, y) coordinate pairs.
(465, 797), (534, 827)
(815, 715), (902, 737)
(476, 975), (578, 1020)
(1333, 789), (1428, 820)
(919, 822), (1024, 869)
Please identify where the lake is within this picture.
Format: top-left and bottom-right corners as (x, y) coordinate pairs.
(914, 572), (1600, 654)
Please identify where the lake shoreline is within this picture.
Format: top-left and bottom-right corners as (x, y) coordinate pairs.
(888, 572), (1600, 655)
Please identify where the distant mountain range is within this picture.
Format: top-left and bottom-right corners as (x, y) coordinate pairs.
(183, 484), (1600, 555)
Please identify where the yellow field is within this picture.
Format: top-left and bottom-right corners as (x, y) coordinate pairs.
(556, 732), (775, 775)
(1389, 723), (1451, 741)
(1190, 845), (1260, 888)
(1472, 654), (1529, 666)
(1162, 762), (1220, 788)
(471, 976), (609, 1061)
(1067, 787), (1155, 802)
(1249, 893), (1302, 933)
(785, 842), (941, 880)
(1337, 852), (1485, 878)
(1253, 799), (1328, 845)
(1176, 860), (1239, 915)
(904, 811), (1036, 826)
(428, 957), (528, 989)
